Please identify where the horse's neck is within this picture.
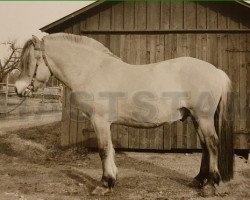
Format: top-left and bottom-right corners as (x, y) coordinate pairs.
(45, 41), (108, 90)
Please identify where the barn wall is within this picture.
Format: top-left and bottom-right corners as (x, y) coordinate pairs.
(60, 1), (250, 149)
(63, 1), (250, 32)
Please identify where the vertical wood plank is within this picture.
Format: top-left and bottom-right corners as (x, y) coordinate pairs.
(147, 35), (156, 63)
(217, 34), (229, 74)
(72, 22), (80, 35)
(116, 125), (129, 148)
(77, 111), (85, 144)
(246, 33), (250, 131)
(64, 26), (73, 33)
(239, 35), (247, 131)
(86, 13), (99, 30)
(70, 105), (78, 145)
(171, 122), (177, 149)
(164, 34), (173, 60)
(147, 1), (160, 30)
(206, 3), (218, 29)
(186, 34), (196, 58)
(228, 34), (240, 132)
(128, 128), (140, 149)
(110, 34), (121, 57)
(97, 34), (110, 49)
(61, 87), (70, 146)
(99, 7), (111, 30)
(135, 1), (147, 30)
(80, 20), (86, 32)
(111, 124), (118, 148)
(160, 1), (170, 30)
(120, 34), (130, 63)
(217, 8), (228, 29)
(112, 2), (124, 30)
(163, 123), (171, 150)
(124, 1), (135, 30)
(196, 34), (207, 61)
(227, 6), (240, 29)
(130, 35), (140, 65)
(207, 34), (218, 67)
(184, 1), (196, 29)
(170, 2), (184, 30)
(197, 3), (207, 29)
(156, 35), (165, 62)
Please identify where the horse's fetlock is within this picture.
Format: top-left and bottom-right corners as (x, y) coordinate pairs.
(101, 175), (116, 188)
(209, 171), (221, 185)
(99, 148), (108, 160)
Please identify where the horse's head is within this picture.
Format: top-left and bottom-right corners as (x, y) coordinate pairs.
(14, 35), (52, 97)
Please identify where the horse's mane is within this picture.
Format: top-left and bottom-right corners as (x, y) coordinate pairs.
(19, 39), (33, 70)
(44, 33), (119, 59)
(19, 33), (119, 70)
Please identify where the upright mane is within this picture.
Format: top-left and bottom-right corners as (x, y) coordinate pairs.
(44, 33), (119, 59)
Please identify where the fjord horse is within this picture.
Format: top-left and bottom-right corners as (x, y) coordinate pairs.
(15, 33), (234, 196)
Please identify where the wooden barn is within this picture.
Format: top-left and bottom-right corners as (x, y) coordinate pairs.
(41, 1), (250, 150)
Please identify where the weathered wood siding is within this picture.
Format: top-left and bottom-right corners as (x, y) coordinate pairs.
(59, 1), (250, 149)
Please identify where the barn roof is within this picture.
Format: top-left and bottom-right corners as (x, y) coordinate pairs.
(40, 1), (250, 33)
(40, 1), (104, 33)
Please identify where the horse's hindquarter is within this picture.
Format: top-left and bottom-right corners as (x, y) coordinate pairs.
(83, 57), (223, 125)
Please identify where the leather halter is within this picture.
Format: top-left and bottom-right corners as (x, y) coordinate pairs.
(28, 39), (53, 91)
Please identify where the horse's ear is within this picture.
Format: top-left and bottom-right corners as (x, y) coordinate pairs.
(32, 35), (41, 46)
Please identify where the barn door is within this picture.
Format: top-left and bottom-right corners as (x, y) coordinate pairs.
(228, 34), (250, 149)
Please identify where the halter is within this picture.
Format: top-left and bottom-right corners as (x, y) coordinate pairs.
(28, 39), (53, 91)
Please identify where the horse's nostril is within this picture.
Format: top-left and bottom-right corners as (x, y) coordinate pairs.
(14, 87), (17, 94)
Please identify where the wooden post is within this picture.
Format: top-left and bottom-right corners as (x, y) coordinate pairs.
(5, 73), (9, 110)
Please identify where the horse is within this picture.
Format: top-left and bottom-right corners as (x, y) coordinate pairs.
(14, 33), (234, 196)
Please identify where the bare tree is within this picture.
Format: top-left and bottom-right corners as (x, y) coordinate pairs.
(0, 41), (21, 83)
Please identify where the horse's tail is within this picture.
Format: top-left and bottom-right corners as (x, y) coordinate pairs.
(214, 69), (234, 181)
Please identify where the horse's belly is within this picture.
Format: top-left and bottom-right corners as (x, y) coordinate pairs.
(107, 99), (183, 127)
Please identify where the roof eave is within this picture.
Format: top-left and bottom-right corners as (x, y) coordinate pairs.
(40, 0), (250, 33)
(40, 1), (104, 33)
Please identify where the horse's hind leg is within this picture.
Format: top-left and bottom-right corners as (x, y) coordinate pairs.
(91, 116), (117, 189)
(197, 117), (221, 196)
(191, 116), (209, 187)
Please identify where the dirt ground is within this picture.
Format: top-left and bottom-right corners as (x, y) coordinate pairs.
(0, 122), (249, 200)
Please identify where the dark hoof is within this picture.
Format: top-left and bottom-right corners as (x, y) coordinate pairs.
(210, 171), (221, 185)
(190, 178), (206, 188)
(201, 183), (217, 197)
(101, 175), (116, 189)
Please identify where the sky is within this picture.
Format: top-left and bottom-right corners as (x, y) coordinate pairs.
(0, 1), (94, 60)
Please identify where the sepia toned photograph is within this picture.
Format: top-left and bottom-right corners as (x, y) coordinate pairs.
(0, 1), (249, 199)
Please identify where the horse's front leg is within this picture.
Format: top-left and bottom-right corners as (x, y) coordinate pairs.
(91, 116), (117, 189)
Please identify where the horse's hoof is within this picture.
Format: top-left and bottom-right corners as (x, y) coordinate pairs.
(201, 184), (217, 197)
(210, 171), (221, 185)
(101, 175), (116, 189)
(189, 178), (204, 188)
